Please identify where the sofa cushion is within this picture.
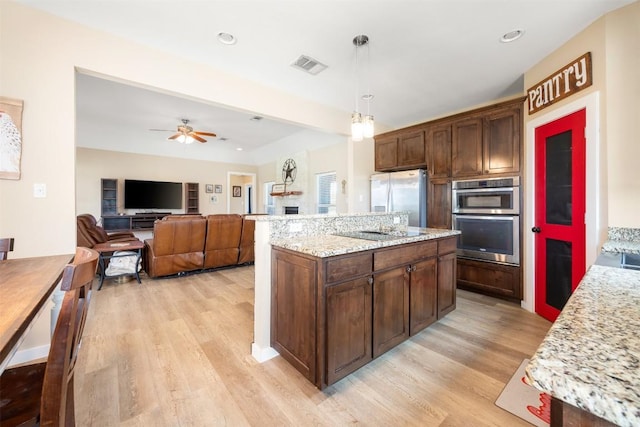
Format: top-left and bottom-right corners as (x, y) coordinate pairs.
(204, 214), (242, 269)
(144, 215), (206, 278)
(238, 217), (255, 264)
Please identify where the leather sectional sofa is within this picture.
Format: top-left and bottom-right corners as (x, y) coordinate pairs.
(144, 214), (255, 278)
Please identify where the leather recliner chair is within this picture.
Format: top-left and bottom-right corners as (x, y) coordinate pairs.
(238, 216), (255, 264)
(204, 214), (243, 269)
(144, 215), (207, 278)
(76, 214), (137, 248)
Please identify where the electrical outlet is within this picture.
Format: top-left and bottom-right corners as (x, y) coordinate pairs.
(33, 183), (46, 198)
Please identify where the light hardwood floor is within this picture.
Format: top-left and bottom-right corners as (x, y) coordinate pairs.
(75, 265), (551, 426)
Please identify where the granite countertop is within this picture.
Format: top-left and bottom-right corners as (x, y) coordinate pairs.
(601, 226), (640, 254)
(271, 227), (460, 258)
(525, 264), (640, 426)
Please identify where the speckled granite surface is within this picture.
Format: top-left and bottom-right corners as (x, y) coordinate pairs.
(602, 227), (640, 254)
(525, 265), (640, 426)
(271, 227), (460, 258)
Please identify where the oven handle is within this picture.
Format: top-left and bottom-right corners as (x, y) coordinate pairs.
(452, 186), (516, 194)
(452, 214), (519, 221)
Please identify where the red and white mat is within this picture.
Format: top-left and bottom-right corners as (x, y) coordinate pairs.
(495, 359), (550, 427)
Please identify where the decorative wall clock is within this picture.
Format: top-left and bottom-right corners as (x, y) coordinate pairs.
(282, 158), (297, 185)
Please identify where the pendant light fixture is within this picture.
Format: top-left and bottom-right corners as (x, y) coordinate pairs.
(351, 34), (374, 141)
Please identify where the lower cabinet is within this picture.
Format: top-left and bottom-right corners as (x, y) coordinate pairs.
(456, 257), (521, 301)
(272, 235), (458, 389)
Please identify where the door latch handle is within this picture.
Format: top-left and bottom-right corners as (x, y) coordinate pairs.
(531, 226), (541, 233)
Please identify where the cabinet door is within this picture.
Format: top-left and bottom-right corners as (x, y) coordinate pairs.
(326, 277), (373, 385)
(397, 131), (426, 169)
(272, 251), (317, 383)
(427, 124), (452, 179)
(483, 108), (521, 175)
(451, 117), (483, 177)
(409, 258), (437, 335)
(437, 252), (457, 318)
(374, 136), (398, 171)
(101, 178), (118, 216)
(427, 178), (452, 230)
(373, 267), (409, 357)
(456, 257), (521, 300)
(185, 182), (199, 214)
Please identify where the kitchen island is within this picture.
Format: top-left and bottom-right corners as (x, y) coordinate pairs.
(525, 264), (640, 426)
(271, 226), (459, 389)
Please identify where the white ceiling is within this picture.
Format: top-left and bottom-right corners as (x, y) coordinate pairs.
(18, 0), (634, 164)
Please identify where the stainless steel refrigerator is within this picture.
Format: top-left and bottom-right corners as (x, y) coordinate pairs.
(370, 169), (427, 227)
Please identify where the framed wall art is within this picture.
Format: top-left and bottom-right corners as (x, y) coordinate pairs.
(205, 184), (214, 193)
(215, 184), (222, 193)
(0, 97), (24, 180)
(232, 185), (241, 197)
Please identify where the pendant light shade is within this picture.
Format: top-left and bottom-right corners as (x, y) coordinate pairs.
(351, 35), (374, 141)
(351, 112), (364, 142)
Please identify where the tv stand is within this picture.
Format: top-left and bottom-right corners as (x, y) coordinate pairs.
(103, 212), (171, 232)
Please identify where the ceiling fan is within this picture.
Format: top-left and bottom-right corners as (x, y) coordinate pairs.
(150, 119), (217, 143)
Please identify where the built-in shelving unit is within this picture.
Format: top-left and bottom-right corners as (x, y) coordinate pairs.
(185, 182), (199, 213)
(101, 178), (118, 216)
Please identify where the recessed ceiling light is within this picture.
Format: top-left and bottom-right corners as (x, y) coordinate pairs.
(217, 32), (237, 45)
(362, 94), (374, 101)
(236, 147), (243, 151)
(500, 29), (525, 43)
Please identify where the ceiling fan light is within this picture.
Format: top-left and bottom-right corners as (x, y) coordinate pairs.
(351, 112), (363, 142)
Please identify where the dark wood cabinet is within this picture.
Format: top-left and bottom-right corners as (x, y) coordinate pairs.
(373, 267), (409, 357)
(374, 136), (398, 171)
(185, 182), (199, 214)
(271, 235), (457, 389)
(451, 117), (484, 178)
(427, 123), (452, 179)
(102, 212), (170, 232)
(483, 108), (521, 175)
(456, 257), (521, 301)
(427, 178), (451, 230)
(409, 258), (438, 335)
(101, 178), (118, 216)
(437, 250), (457, 318)
(271, 250), (318, 382)
(326, 276), (373, 385)
(397, 131), (426, 169)
(374, 130), (426, 171)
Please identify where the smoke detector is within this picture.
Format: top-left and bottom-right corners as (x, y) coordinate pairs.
(291, 55), (328, 75)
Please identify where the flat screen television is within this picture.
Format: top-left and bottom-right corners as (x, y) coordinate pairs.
(124, 179), (182, 210)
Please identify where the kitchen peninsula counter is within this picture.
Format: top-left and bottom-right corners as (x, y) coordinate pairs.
(525, 264), (640, 426)
(270, 227), (460, 258)
(271, 226), (460, 389)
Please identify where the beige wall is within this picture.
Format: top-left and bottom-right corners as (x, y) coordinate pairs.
(76, 148), (256, 217)
(0, 1), (349, 259)
(523, 1), (640, 229)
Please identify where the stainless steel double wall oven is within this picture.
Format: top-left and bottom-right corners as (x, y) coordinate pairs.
(452, 176), (520, 265)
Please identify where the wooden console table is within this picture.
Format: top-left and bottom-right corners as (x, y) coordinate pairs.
(0, 254), (72, 373)
(102, 213), (170, 232)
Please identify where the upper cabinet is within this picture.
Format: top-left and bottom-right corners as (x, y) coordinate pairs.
(375, 130), (426, 171)
(375, 97), (523, 179)
(451, 117), (484, 177)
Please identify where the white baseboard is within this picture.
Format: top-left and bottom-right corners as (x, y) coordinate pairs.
(251, 342), (279, 363)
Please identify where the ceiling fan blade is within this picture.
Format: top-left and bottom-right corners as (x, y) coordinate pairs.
(149, 128), (174, 132)
(189, 133), (207, 143)
(193, 131), (217, 137)
(167, 133), (181, 140)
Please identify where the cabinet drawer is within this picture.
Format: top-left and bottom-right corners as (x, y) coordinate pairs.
(438, 237), (457, 255)
(325, 253), (372, 283)
(374, 241), (437, 271)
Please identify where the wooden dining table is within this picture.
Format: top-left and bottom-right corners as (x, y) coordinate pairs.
(0, 254), (73, 372)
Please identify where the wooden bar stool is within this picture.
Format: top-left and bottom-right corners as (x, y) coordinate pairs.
(0, 247), (99, 426)
(0, 238), (14, 261)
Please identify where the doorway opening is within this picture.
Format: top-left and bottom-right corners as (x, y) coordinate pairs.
(228, 172), (256, 214)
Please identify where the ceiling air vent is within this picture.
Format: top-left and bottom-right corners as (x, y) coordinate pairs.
(291, 55), (328, 75)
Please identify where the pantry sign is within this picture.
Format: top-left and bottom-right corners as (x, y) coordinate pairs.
(527, 52), (592, 115)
